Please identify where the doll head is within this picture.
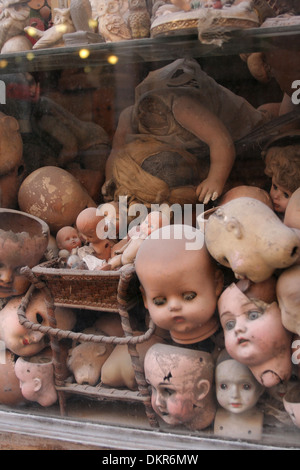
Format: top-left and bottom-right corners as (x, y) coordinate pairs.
(215, 350), (264, 414)
(284, 187), (300, 234)
(144, 343), (216, 430)
(0, 290), (76, 356)
(277, 265), (300, 335)
(205, 197), (300, 282)
(76, 207), (113, 261)
(15, 354), (57, 407)
(283, 383), (300, 428)
(218, 279), (293, 387)
(56, 226), (82, 253)
(135, 224), (223, 344)
(263, 136), (300, 214)
(0, 209), (49, 298)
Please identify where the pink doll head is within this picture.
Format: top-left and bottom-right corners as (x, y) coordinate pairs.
(135, 224), (223, 344)
(263, 134), (300, 214)
(144, 343), (216, 430)
(215, 349), (264, 415)
(218, 278), (293, 387)
(205, 197), (300, 282)
(56, 226), (82, 253)
(0, 209), (49, 298)
(15, 354), (57, 407)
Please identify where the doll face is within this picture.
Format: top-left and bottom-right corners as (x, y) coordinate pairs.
(139, 247), (222, 341)
(216, 360), (263, 414)
(56, 226), (81, 252)
(269, 178), (292, 214)
(144, 345), (212, 426)
(218, 284), (288, 366)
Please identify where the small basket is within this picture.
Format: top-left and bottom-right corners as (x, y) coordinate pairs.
(32, 259), (140, 311)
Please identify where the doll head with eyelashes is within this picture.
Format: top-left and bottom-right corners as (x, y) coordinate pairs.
(217, 277), (293, 387)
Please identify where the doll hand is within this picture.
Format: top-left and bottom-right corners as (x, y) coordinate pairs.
(196, 179), (221, 205)
(101, 178), (116, 202)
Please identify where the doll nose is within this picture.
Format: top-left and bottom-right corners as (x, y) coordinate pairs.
(230, 384), (240, 400)
(168, 297), (181, 312)
(0, 268), (13, 284)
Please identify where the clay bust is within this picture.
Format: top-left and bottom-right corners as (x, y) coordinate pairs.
(144, 343), (216, 430)
(103, 211), (169, 270)
(204, 197), (300, 283)
(277, 265), (300, 335)
(0, 291), (76, 357)
(15, 354), (58, 407)
(218, 280), (293, 387)
(214, 350), (264, 440)
(76, 207), (114, 261)
(135, 224), (223, 344)
(18, 166), (96, 234)
(0, 209), (49, 299)
(56, 226), (82, 258)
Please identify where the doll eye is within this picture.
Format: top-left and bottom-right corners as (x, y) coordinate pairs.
(162, 387), (175, 397)
(183, 292), (196, 301)
(284, 192), (290, 199)
(242, 383), (252, 391)
(153, 297), (166, 306)
(272, 183), (278, 191)
(225, 319), (236, 331)
(220, 383), (228, 390)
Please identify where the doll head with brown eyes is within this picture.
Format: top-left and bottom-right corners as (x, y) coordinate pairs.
(217, 278), (293, 387)
(135, 224), (223, 345)
(214, 349), (264, 440)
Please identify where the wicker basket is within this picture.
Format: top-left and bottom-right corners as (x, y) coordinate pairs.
(32, 259), (140, 311)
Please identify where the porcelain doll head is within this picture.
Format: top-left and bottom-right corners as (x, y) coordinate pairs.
(0, 209), (49, 298)
(0, 291), (76, 356)
(263, 136), (300, 214)
(56, 226), (82, 253)
(135, 224), (223, 344)
(277, 265), (300, 335)
(15, 354), (57, 407)
(144, 343), (216, 430)
(76, 207), (113, 260)
(283, 383), (300, 428)
(218, 279), (293, 387)
(205, 197), (300, 282)
(284, 187), (300, 234)
(219, 185), (273, 210)
(215, 350), (264, 414)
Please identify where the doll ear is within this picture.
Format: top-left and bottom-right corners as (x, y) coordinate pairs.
(139, 285), (148, 309)
(225, 217), (243, 239)
(33, 377), (42, 392)
(196, 379), (210, 402)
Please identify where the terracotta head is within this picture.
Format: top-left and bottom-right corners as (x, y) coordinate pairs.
(144, 343), (216, 430)
(205, 197), (300, 282)
(135, 224), (223, 344)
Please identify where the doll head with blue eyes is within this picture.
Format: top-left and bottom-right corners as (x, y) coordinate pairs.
(217, 278), (293, 388)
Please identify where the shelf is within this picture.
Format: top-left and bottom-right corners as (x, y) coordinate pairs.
(0, 25), (299, 74)
(57, 383), (148, 403)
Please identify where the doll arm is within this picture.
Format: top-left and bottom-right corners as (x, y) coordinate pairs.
(172, 95), (236, 204)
